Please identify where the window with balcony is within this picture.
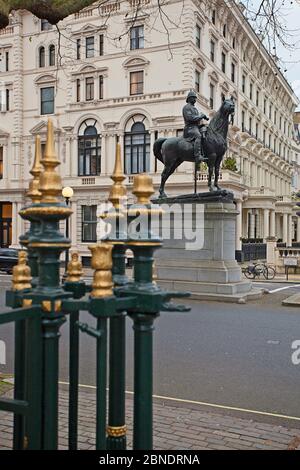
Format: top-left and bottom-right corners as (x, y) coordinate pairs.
(221, 52), (226, 73)
(210, 40), (215, 62)
(195, 25), (201, 48)
(82, 206), (97, 243)
(130, 26), (144, 50)
(39, 47), (45, 68)
(242, 75), (246, 93)
(86, 37), (95, 58)
(76, 79), (81, 102)
(210, 83), (215, 109)
(6, 89), (9, 111)
(195, 70), (200, 93)
(41, 87), (54, 115)
(242, 110), (245, 131)
(100, 34), (104, 56)
(99, 75), (104, 100)
(125, 121), (150, 174)
(78, 122), (101, 176)
(256, 90), (260, 107)
(77, 39), (81, 60)
(231, 62), (235, 83)
(212, 9), (216, 25)
(130, 71), (144, 95)
(85, 77), (94, 101)
(41, 19), (53, 31)
(49, 45), (55, 66)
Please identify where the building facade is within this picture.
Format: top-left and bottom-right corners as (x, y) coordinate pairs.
(0, 0), (299, 261)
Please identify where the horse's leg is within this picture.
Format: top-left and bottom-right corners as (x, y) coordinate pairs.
(207, 158), (215, 192)
(159, 159), (182, 198)
(214, 155), (222, 190)
(159, 166), (170, 198)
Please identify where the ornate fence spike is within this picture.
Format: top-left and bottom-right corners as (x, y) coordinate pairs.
(108, 142), (127, 210)
(132, 174), (154, 205)
(27, 135), (42, 204)
(89, 243), (113, 298)
(39, 119), (62, 204)
(66, 252), (84, 283)
(12, 251), (32, 291)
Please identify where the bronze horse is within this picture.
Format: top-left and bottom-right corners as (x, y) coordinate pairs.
(153, 97), (235, 197)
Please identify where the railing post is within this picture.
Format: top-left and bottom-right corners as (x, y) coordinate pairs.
(102, 142), (128, 450)
(64, 252), (85, 451)
(26, 120), (72, 450)
(127, 174), (163, 450)
(89, 242), (114, 450)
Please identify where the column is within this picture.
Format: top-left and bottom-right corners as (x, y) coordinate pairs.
(287, 214), (292, 247)
(69, 137), (76, 177)
(283, 213), (288, 245)
(250, 212), (255, 239)
(236, 201), (242, 251)
(297, 218), (300, 243)
(106, 134), (116, 176)
(70, 200), (78, 250)
(17, 202), (24, 245)
(11, 202), (18, 247)
(270, 210), (276, 238)
(263, 209), (270, 241)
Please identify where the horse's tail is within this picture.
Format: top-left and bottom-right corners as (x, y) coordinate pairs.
(153, 138), (167, 164)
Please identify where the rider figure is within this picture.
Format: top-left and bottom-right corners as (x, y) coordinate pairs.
(183, 90), (209, 163)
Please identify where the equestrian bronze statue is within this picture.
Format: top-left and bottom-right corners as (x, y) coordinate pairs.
(153, 93), (235, 198)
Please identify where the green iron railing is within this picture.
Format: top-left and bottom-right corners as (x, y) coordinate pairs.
(0, 119), (190, 451)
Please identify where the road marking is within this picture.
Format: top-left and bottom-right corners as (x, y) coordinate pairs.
(59, 380), (300, 422)
(269, 285), (300, 293)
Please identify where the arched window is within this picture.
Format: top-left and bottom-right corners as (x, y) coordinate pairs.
(124, 120), (150, 174)
(49, 45), (55, 66)
(78, 120), (101, 176)
(39, 47), (45, 68)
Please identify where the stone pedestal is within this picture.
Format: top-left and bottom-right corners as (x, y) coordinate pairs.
(266, 236), (277, 265)
(153, 191), (264, 303)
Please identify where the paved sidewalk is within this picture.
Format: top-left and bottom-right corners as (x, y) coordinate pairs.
(1, 386), (300, 450)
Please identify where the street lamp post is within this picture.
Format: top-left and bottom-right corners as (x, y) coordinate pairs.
(62, 186), (74, 279)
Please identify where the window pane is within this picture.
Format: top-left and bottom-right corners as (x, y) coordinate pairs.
(86, 37), (95, 58)
(41, 87), (54, 115)
(124, 121), (150, 174)
(78, 125), (101, 176)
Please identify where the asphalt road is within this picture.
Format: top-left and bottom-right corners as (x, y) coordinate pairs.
(1, 275), (300, 422)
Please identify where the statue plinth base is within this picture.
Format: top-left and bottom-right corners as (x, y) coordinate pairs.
(153, 192), (264, 304)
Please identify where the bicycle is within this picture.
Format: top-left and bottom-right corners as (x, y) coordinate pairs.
(242, 262), (276, 280)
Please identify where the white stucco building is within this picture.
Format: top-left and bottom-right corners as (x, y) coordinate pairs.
(0, 0), (299, 263)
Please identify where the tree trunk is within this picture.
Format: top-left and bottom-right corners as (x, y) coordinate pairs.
(0, 0), (96, 28)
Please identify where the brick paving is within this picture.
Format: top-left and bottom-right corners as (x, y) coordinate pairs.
(1, 386), (300, 450)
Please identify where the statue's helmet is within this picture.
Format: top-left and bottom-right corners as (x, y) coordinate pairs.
(186, 90), (197, 102)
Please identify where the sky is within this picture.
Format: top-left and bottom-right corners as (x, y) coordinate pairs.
(248, 0), (300, 105)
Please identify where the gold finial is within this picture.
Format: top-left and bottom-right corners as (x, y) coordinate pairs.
(132, 174), (155, 205)
(108, 142), (127, 210)
(39, 119), (62, 204)
(66, 252), (84, 283)
(12, 251), (32, 291)
(27, 136), (42, 203)
(88, 243), (113, 298)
